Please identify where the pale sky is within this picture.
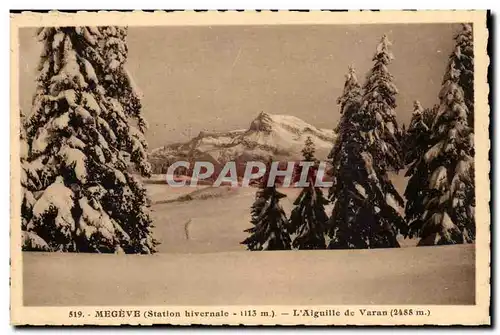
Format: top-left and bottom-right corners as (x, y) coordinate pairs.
(19, 24), (460, 148)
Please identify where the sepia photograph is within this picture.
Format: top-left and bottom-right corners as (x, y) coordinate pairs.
(10, 10), (490, 326)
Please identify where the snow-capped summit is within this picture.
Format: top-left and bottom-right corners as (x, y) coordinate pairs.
(149, 112), (336, 171)
(249, 111), (274, 132)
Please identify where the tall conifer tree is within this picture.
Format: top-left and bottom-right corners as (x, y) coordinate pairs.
(404, 24), (475, 245)
(405, 55), (474, 245)
(328, 66), (363, 191)
(403, 102), (435, 244)
(328, 36), (407, 249)
(21, 27), (156, 253)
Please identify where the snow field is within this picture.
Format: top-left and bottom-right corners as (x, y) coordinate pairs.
(23, 244), (475, 306)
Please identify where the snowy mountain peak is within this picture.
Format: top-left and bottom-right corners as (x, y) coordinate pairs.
(149, 113), (336, 172)
(249, 111), (273, 132)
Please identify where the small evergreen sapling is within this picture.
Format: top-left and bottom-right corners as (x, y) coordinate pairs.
(301, 136), (315, 161)
(241, 163), (291, 251)
(289, 138), (328, 250)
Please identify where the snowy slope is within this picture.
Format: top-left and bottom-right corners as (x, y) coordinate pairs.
(23, 244), (475, 306)
(149, 112), (336, 167)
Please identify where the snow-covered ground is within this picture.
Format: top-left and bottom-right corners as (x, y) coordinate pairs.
(150, 185), (264, 253)
(23, 175), (474, 306)
(147, 171), (414, 253)
(23, 244), (475, 306)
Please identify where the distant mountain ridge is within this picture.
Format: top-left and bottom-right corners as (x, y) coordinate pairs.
(149, 112), (336, 173)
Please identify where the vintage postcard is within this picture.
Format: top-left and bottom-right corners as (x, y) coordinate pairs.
(10, 10), (490, 326)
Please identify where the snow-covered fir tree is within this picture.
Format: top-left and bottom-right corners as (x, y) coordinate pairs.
(289, 139), (328, 250)
(449, 23), (474, 127)
(402, 102), (436, 241)
(21, 27), (156, 253)
(328, 66), (374, 249)
(301, 136), (315, 161)
(328, 66), (363, 180)
(241, 167), (291, 251)
(403, 101), (432, 164)
(95, 26), (156, 249)
(361, 34), (405, 172)
(20, 109), (31, 230)
(21, 109), (50, 251)
(328, 36), (407, 249)
(405, 54), (475, 245)
(99, 27), (150, 143)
